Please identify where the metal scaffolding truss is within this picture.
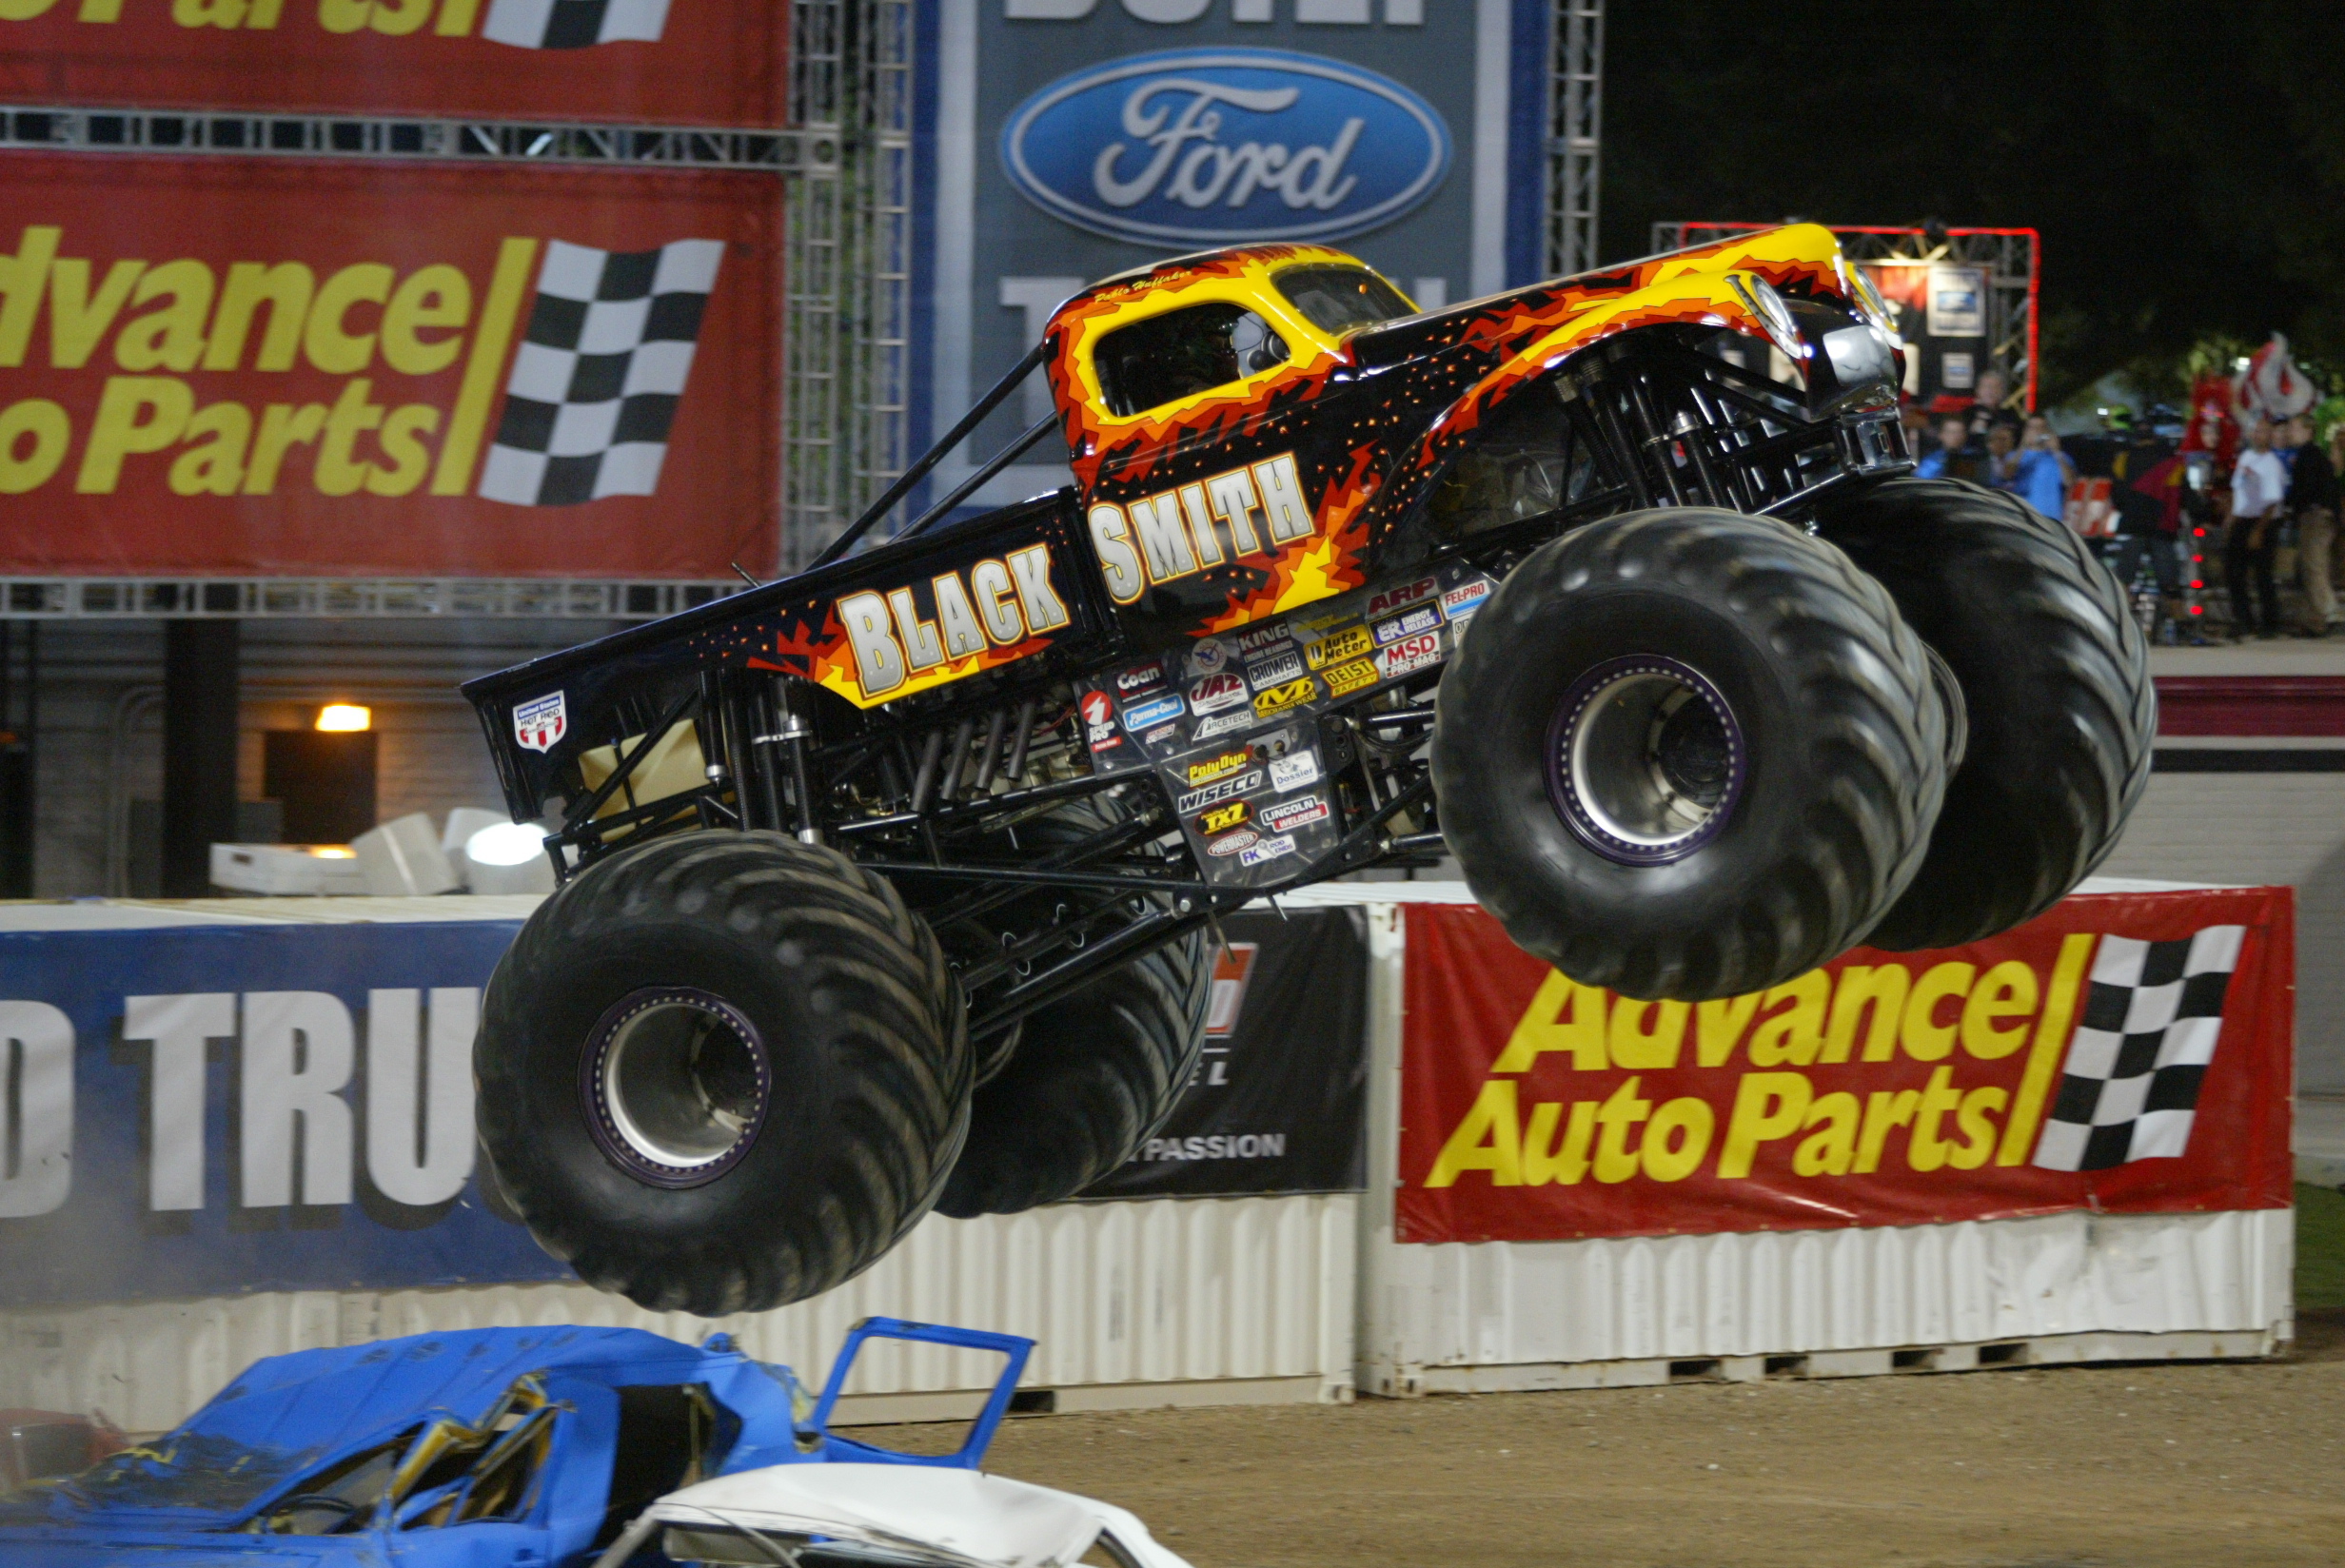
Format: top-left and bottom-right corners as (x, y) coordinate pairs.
(1547, 0), (1604, 278)
(1652, 222), (2042, 409)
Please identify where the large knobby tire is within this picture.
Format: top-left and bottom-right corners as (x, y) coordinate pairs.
(934, 802), (1211, 1218)
(1432, 507), (1946, 1001)
(1815, 477), (2155, 950)
(476, 831), (970, 1315)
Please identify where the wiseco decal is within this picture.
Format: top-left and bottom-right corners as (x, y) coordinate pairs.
(1086, 452), (1316, 604)
(828, 545), (1071, 705)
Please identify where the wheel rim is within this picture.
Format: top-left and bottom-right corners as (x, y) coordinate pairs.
(1546, 655), (1745, 865)
(581, 988), (771, 1188)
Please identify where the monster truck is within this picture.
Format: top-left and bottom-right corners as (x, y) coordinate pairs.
(461, 225), (2153, 1314)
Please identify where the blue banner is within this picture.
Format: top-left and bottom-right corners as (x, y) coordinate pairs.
(0, 920), (572, 1309)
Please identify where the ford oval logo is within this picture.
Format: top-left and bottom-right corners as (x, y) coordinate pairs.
(1000, 47), (1452, 246)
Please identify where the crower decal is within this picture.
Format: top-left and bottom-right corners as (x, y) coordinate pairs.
(1088, 451), (1315, 604)
(828, 544), (1072, 706)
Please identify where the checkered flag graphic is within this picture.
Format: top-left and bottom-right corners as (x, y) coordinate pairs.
(482, 0), (670, 49)
(2032, 926), (2245, 1171)
(478, 238), (721, 507)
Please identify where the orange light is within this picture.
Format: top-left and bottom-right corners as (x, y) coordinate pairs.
(316, 704), (371, 733)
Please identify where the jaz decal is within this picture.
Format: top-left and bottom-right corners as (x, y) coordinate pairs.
(512, 690), (566, 752)
(832, 544), (1071, 704)
(1189, 670), (1250, 715)
(1087, 452), (1317, 606)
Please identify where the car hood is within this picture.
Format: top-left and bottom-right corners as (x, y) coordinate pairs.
(0, 1522), (387, 1566)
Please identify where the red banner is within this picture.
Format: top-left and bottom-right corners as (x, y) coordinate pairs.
(1396, 888), (2294, 1245)
(0, 1), (782, 127)
(0, 153), (778, 578)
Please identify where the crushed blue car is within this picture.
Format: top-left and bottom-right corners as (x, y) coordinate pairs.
(0, 1316), (1033, 1566)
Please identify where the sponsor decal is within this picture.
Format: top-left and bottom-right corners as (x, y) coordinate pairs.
(1441, 578), (1493, 618)
(1081, 690), (1122, 752)
(1371, 602), (1444, 646)
(1188, 750), (1253, 786)
(1259, 793), (1330, 834)
(1000, 48), (1451, 246)
(1377, 630), (1443, 681)
(1305, 624), (1372, 670)
(513, 690), (566, 752)
(1207, 830), (1260, 857)
(1188, 670), (1250, 715)
(1268, 752), (1321, 793)
(1238, 833), (1298, 868)
(1122, 692), (1186, 731)
(1115, 658), (1168, 697)
(1325, 657), (1380, 696)
(1244, 645), (1306, 691)
(1190, 636), (1231, 675)
(1176, 770), (1262, 814)
(1144, 724), (1178, 745)
(835, 542), (1071, 702)
(1236, 620), (1292, 657)
(1205, 941), (1261, 1039)
(1199, 800), (1251, 835)
(1192, 708), (1257, 742)
(1366, 575), (1439, 619)
(1089, 453), (1318, 605)
(1252, 675), (1318, 718)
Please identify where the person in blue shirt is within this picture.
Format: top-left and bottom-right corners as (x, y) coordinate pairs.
(1985, 417), (2071, 520)
(1916, 415), (1980, 481)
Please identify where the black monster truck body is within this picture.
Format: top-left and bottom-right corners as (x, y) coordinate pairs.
(462, 226), (2154, 1314)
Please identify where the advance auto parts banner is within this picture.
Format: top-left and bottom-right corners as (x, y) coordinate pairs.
(1083, 905), (1369, 1200)
(1396, 889), (2294, 1245)
(0, 0), (783, 127)
(0, 154), (778, 578)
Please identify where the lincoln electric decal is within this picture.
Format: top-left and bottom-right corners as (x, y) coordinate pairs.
(1000, 47), (1451, 245)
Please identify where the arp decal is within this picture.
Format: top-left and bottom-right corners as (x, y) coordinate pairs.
(1306, 625), (1371, 670)
(1198, 800), (1251, 835)
(1259, 794), (1330, 833)
(1189, 671), (1251, 715)
(1123, 693), (1187, 731)
(1268, 752), (1321, 793)
(1372, 603), (1443, 646)
(832, 543), (1071, 704)
(1366, 576), (1438, 619)
(1188, 750), (1253, 786)
(513, 691), (566, 753)
(1087, 453), (1318, 606)
(1378, 630), (1442, 681)
(1324, 657), (1379, 696)
(1252, 676), (1318, 718)
(1176, 770), (1263, 814)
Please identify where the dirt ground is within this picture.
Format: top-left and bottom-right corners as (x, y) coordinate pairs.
(953, 1321), (2345, 1568)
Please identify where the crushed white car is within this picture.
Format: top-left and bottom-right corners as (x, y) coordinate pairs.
(593, 1461), (1193, 1568)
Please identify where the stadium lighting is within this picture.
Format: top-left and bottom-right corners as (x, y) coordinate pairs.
(465, 820), (545, 868)
(316, 704), (372, 732)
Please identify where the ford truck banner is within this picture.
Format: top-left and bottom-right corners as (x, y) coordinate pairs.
(0, 908), (1364, 1307)
(0, 0), (785, 127)
(917, 0), (1547, 519)
(1396, 887), (2295, 1245)
(0, 153), (779, 578)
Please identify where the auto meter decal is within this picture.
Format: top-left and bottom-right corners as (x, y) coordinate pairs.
(1307, 626), (1372, 669)
(999, 48), (1451, 245)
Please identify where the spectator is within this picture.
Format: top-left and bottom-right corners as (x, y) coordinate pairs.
(1989, 417), (2072, 521)
(1966, 369), (2011, 441)
(2229, 418), (2289, 638)
(1916, 415), (1980, 481)
(1899, 400), (1932, 461)
(2284, 413), (2338, 635)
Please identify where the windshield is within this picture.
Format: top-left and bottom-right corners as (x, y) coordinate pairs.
(1274, 265), (1415, 334)
(59, 1431), (320, 1516)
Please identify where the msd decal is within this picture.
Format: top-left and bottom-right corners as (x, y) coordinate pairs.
(999, 48), (1451, 246)
(832, 545), (1072, 703)
(1087, 452), (1317, 605)
(512, 690), (566, 752)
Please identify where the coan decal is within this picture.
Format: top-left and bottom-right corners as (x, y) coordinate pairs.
(830, 544), (1070, 705)
(1087, 452), (1317, 606)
